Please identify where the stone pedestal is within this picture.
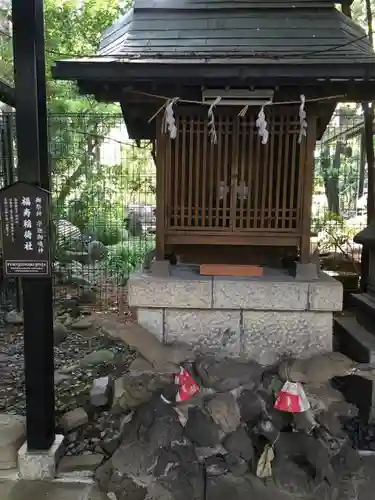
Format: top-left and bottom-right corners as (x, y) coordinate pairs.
(128, 265), (343, 365)
(18, 434), (64, 479)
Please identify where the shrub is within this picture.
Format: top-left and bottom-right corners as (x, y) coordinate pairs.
(105, 236), (155, 278)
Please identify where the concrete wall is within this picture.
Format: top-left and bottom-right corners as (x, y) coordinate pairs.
(128, 270), (343, 365)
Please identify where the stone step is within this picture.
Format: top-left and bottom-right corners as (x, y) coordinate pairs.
(334, 315), (375, 422)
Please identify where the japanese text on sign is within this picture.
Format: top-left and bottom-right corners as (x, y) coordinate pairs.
(0, 182), (51, 278)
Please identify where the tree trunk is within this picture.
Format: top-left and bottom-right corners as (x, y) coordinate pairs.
(359, 129), (366, 199)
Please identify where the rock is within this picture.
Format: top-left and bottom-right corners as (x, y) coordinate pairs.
(5, 309), (23, 325)
(78, 287), (97, 304)
(129, 357), (157, 374)
(101, 437), (121, 456)
(72, 316), (95, 330)
(60, 363), (80, 374)
(71, 275), (93, 287)
(195, 445), (227, 462)
(53, 322), (69, 346)
(114, 372), (172, 412)
(65, 260), (84, 275)
(271, 458), (331, 499)
(236, 389), (264, 425)
(79, 350), (115, 367)
(97, 319), (194, 373)
(278, 352), (356, 384)
(113, 377), (126, 408)
(185, 407), (221, 447)
(58, 454), (104, 473)
(110, 398), (184, 487)
(206, 473), (289, 500)
(87, 240), (108, 262)
(0, 413), (26, 469)
(90, 376), (112, 407)
(223, 427), (254, 463)
(153, 441), (204, 500)
(60, 407), (88, 432)
(205, 456), (229, 476)
(205, 393), (241, 435)
(54, 371), (71, 384)
(195, 356), (263, 392)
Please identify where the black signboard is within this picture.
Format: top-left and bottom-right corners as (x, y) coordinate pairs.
(0, 181), (51, 277)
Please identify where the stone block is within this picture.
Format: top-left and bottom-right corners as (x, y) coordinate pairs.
(90, 376), (112, 407)
(150, 260), (171, 277)
(18, 434), (64, 480)
(308, 275), (343, 311)
(0, 413), (26, 470)
(242, 311), (332, 365)
(213, 279), (308, 310)
(137, 308), (164, 341)
(128, 274), (212, 308)
(165, 310), (241, 357)
(60, 408), (88, 433)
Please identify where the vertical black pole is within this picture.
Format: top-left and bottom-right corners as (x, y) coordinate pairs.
(12, 0), (55, 450)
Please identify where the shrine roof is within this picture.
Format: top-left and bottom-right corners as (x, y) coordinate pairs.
(52, 0), (375, 101)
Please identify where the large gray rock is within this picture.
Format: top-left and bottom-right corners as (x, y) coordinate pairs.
(195, 356), (263, 392)
(0, 413), (26, 469)
(205, 393), (241, 435)
(60, 408), (88, 433)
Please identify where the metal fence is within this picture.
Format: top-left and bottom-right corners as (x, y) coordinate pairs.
(0, 107), (369, 309)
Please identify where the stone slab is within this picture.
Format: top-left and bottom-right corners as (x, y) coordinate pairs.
(0, 414), (26, 470)
(165, 310), (241, 357)
(242, 311), (332, 365)
(6, 480), (90, 500)
(18, 434), (64, 480)
(137, 308), (164, 341)
(308, 274), (343, 311)
(213, 279), (309, 310)
(128, 274), (212, 308)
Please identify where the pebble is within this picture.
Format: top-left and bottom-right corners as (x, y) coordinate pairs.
(72, 317), (95, 330)
(5, 310), (23, 325)
(79, 350), (115, 367)
(54, 322), (69, 346)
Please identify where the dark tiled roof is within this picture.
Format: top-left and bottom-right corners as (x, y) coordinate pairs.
(98, 0), (374, 63)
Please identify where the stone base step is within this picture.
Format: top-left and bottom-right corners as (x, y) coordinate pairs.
(334, 315), (375, 422)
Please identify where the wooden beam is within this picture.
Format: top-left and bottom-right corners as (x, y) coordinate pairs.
(300, 115), (317, 264)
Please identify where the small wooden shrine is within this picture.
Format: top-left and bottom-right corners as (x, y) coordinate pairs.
(52, 0), (375, 364)
(53, 0), (375, 268)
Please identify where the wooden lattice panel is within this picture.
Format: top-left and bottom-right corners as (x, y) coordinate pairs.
(165, 110), (306, 234)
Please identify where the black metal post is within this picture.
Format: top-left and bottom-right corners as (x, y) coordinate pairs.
(12, 0), (55, 450)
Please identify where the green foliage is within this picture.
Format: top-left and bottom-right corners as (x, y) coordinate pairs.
(105, 237), (155, 276)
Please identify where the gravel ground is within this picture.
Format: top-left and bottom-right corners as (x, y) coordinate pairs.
(0, 288), (136, 457)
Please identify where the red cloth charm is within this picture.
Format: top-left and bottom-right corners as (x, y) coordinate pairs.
(175, 367), (200, 402)
(274, 381), (310, 413)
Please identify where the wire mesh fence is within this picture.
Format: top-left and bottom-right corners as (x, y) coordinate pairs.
(0, 106), (370, 308)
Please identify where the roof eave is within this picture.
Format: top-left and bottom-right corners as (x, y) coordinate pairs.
(52, 59), (375, 85)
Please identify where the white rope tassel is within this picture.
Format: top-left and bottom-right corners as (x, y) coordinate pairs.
(256, 102), (270, 145)
(163, 97), (179, 139)
(208, 96), (221, 144)
(298, 94), (308, 144)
